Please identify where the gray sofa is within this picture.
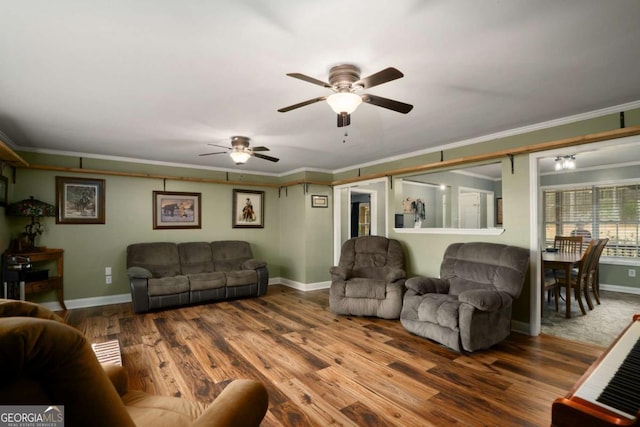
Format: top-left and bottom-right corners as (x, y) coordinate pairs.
(126, 241), (268, 313)
(400, 242), (529, 352)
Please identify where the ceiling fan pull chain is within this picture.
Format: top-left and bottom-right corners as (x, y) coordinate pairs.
(343, 130), (348, 144)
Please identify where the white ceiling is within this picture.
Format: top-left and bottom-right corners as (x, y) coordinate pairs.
(1, 1), (640, 176)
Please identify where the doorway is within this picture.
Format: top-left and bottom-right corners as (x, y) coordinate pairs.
(351, 192), (371, 238)
(333, 178), (388, 264)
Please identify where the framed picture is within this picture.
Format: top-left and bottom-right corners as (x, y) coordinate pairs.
(153, 191), (201, 229)
(233, 189), (264, 228)
(496, 197), (503, 225)
(56, 176), (106, 224)
(0, 175), (7, 207)
(311, 194), (328, 208)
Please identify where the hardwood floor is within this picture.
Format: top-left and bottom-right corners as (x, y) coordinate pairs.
(66, 285), (605, 426)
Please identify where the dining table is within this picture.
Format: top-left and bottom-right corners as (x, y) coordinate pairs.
(542, 251), (583, 318)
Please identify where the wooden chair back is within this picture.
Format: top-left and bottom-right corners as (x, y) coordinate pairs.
(586, 238), (609, 306)
(554, 235), (584, 253)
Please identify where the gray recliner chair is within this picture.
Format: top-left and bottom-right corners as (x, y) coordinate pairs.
(401, 242), (529, 352)
(329, 236), (406, 319)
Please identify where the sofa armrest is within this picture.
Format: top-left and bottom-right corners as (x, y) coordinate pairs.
(241, 259), (267, 270)
(458, 289), (512, 312)
(127, 266), (152, 279)
(191, 379), (268, 427)
(329, 266), (349, 280)
(129, 277), (150, 313)
(405, 276), (449, 295)
(102, 363), (129, 396)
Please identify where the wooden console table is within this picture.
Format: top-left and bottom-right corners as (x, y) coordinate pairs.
(3, 248), (66, 310)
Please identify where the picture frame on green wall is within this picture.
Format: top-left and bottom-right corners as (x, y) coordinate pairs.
(56, 176), (106, 224)
(233, 189), (264, 228)
(152, 191), (201, 229)
(311, 195), (328, 208)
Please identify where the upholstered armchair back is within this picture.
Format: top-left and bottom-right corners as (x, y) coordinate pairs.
(440, 242), (529, 299)
(338, 236), (405, 280)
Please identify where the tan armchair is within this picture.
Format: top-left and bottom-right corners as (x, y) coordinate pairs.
(329, 236), (407, 319)
(0, 299), (268, 427)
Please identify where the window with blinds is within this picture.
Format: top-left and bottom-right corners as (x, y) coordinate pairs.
(543, 184), (640, 258)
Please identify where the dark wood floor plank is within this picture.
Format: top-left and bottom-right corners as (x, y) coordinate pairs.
(65, 285), (604, 427)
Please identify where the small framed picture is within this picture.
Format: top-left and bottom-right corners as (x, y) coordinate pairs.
(496, 197), (503, 225)
(153, 191), (201, 229)
(233, 189), (264, 228)
(56, 176), (106, 224)
(311, 195), (328, 208)
(0, 175), (7, 207)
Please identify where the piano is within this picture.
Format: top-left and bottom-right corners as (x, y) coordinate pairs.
(552, 314), (640, 427)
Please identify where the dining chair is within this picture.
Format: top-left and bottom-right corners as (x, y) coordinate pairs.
(554, 235), (584, 253)
(542, 253), (560, 311)
(555, 239), (597, 316)
(585, 238), (609, 307)
(543, 235), (585, 306)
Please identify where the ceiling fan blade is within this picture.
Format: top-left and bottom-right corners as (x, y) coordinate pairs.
(253, 153), (280, 163)
(278, 96), (327, 112)
(361, 94), (413, 114)
(251, 146), (270, 152)
(207, 143), (231, 150)
(198, 151), (227, 156)
(355, 67), (404, 89)
(286, 73), (332, 88)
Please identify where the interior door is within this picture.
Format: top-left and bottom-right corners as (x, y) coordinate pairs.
(460, 192), (481, 228)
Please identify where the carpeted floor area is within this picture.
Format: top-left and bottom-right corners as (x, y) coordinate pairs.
(541, 289), (640, 347)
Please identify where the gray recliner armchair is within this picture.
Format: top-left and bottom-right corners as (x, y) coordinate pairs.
(401, 242), (529, 352)
(329, 236), (406, 319)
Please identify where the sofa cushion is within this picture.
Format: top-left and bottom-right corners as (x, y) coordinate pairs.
(148, 276), (189, 296)
(344, 278), (386, 299)
(225, 270), (258, 287)
(188, 272), (226, 291)
(418, 294), (460, 330)
(127, 243), (181, 278)
(211, 241), (253, 271)
(178, 242), (214, 275)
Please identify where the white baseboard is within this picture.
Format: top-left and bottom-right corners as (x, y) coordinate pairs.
(270, 277), (330, 291)
(41, 293), (132, 312)
(34, 279), (327, 311)
(599, 283), (640, 295)
(511, 320), (532, 335)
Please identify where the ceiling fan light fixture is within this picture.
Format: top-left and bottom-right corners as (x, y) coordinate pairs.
(230, 150), (251, 164)
(326, 92), (362, 114)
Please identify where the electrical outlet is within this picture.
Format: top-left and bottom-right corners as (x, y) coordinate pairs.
(629, 269), (636, 278)
(105, 267), (112, 275)
(106, 275), (112, 284)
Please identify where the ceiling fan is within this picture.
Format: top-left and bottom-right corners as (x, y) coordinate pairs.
(199, 136), (279, 165)
(278, 64), (413, 127)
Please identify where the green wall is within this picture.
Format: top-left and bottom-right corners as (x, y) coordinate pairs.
(7, 167), (283, 303)
(3, 105), (639, 328)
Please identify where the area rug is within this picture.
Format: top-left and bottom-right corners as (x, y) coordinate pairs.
(541, 290), (640, 347)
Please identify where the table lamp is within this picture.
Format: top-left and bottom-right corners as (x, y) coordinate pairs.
(6, 196), (56, 250)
